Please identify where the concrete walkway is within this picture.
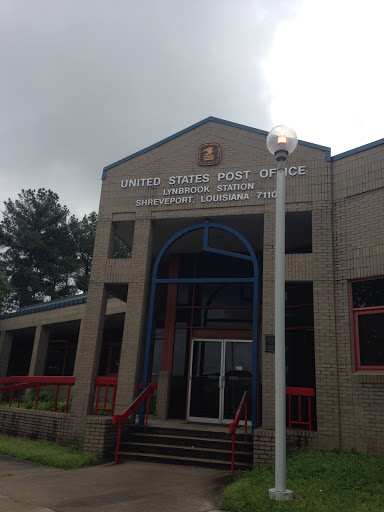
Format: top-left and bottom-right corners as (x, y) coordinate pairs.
(0, 455), (231, 512)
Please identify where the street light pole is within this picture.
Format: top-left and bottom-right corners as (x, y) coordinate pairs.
(267, 126), (298, 501)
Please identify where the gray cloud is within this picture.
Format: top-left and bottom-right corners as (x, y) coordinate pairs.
(0, 0), (300, 217)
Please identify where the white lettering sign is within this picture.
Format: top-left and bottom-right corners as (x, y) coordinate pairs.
(121, 166), (308, 207)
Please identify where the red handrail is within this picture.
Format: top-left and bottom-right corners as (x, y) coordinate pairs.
(229, 390), (249, 473)
(94, 377), (118, 416)
(113, 383), (157, 463)
(0, 376), (75, 414)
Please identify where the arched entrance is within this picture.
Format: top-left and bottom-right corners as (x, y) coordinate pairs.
(141, 220), (259, 429)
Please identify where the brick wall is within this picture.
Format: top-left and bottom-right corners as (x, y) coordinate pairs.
(253, 429), (319, 466)
(0, 408), (74, 445)
(84, 416), (118, 456)
(332, 148), (384, 454)
(0, 408), (118, 457)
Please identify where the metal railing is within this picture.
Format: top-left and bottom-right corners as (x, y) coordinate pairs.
(229, 390), (249, 473)
(94, 377), (118, 416)
(0, 376), (75, 414)
(286, 386), (315, 431)
(113, 383), (157, 463)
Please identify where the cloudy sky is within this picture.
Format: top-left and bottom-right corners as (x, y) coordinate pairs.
(1, 0), (383, 218)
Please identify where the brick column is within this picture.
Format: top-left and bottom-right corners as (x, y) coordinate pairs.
(28, 326), (50, 376)
(115, 218), (153, 413)
(0, 331), (13, 378)
(261, 208), (276, 429)
(70, 217), (115, 442)
(312, 204), (340, 449)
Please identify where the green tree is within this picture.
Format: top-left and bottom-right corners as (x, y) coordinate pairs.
(0, 271), (11, 313)
(68, 211), (97, 293)
(0, 189), (77, 307)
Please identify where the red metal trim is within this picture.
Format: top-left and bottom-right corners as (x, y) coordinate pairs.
(191, 328), (253, 339)
(353, 308), (384, 372)
(0, 376), (75, 385)
(286, 387), (315, 397)
(113, 383), (157, 463)
(286, 387), (315, 430)
(113, 383), (157, 425)
(351, 275), (384, 284)
(176, 305), (253, 310)
(34, 385), (40, 410)
(54, 385), (60, 412)
(229, 391), (249, 473)
(95, 385), (101, 415)
(111, 382), (117, 416)
(0, 376), (75, 414)
(94, 377), (118, 416)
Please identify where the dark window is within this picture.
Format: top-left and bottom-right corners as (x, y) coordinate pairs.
(352, 279), (384, 309)
(285, 212), (312, 254)
(352, 278), (384, 371)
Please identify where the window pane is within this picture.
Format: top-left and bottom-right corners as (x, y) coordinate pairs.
(177, 284), (193, 306)
(175, 308), (192, 326)
(286, 305), (314, 328)
(286, 212), (312, 254)
(193, 308), (253, 328)
(353, 279), (384, 308)
(195, 253), (253, 278)
(285, 283), (313, 306)
(151, 338), (164, 375)
(358, 313), (384, 366)
(194, 283), (253, 307)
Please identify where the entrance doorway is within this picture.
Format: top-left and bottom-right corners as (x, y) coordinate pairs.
(188, 339), (252, 424)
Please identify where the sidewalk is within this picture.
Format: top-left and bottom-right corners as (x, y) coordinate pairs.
(0, 455), (231, 512)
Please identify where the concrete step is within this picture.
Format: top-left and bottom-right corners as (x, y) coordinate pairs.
(124, 432), (253, 452)
(114, 424), (253, 470)
(120, 441), (253, 463)
(117, 451), (251, 471)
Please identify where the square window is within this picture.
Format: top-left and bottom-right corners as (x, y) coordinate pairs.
(352, 278), (384, 371)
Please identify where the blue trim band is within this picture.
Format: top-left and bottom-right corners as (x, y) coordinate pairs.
(0, 294), (88, 319)
(101, 117), (331, 179)
(139, 220), (259, 430)
(331, 138), (384, 161)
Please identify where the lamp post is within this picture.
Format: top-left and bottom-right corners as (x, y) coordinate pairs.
(267, 125), (298, 501)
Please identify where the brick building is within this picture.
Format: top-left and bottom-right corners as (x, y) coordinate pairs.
(1, 117), (383, 462)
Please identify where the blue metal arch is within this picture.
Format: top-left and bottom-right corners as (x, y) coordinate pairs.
(140, 220), (259, 430)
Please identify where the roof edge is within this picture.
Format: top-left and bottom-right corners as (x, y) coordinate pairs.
(101, 117), (332, 179)
(331, 138), (384, 161)
(0, 294), (88, 320)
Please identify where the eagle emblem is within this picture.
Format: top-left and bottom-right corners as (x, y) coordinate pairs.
(197, 143), (222, 166)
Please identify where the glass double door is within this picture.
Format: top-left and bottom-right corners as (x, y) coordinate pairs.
(188, 339), (252, 424)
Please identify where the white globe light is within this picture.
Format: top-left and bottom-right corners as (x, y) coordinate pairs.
(267, 125), (298, 156)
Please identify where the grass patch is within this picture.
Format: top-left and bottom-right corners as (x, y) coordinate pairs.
(0, 436), (101, 470)
(222, 449), (384, 512)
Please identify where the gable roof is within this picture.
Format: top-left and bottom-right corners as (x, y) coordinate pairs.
(101, 116), (332, 179)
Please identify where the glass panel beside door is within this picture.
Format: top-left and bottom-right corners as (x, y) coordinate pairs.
(188, 339), (252, 424)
